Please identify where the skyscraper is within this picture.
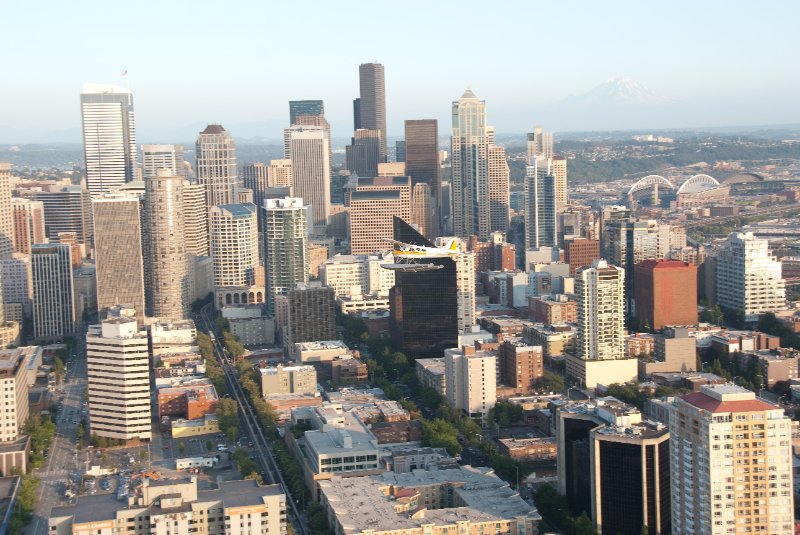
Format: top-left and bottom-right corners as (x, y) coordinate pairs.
(263, 197), (309, 311)
(345, 129), (381, 177)
(182, 182), (210, 257)
(0, 163), (13, 260)
(31, 243), (74, 341)
(633, 259), (697, 330)
(451, 89), (508, 239)
(358, 63), (387, 162)
(35, 185), (93, 245)
(345, 176), (411, 254)
(141, 144), (185, 179)
(404, 120), (439, 235)
(575, 260), (625, 361)
(209, 204), (260, 305)
(87, 314), (152, 441)
(268, 160), (293, 189)
(242, 163), (269, 210)
(389, 218), (460, 357)
(144, 169), (188, 319)
(487, 145), (510, 233)
(196, 124), (238, 208)
(92, 194), (146, 322)
(395, 140), (406, 162)
(80, 84), (137, 196)
(716, 232), (785, 322)
(551, 156), (568, 211)
(670, 384), (793, 535)
(524, 161), (557, 249)
(526, 126), (553, 163)
(411, 183), (434, 239)
(289, 100), (325, 124)
(11, 198), (45, 255)
(567, 260), (636, 387)
(285, 285), (336, 352)
(284, 126), (330, 228)
(556, 398), (671, 534)
(605, 219), (672, 310)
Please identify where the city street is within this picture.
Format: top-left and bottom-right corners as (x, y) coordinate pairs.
(27, 340), (88, 535)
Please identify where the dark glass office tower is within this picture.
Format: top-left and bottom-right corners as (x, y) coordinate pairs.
(289, 100), (324, 125)
(358, 63), (386, 162)
(404, 120), (439, 235)
(389, 218), (458, 358)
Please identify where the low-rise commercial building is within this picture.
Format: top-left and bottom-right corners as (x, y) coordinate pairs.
(497, 437), (557, 462)
(157, 380), (218, 420)
(260, 365), (317, 396)
(49, 477), (287, 535)
(318, 467), (541, 535)
(294, 340), (351, 363)
(523, 323), (575, 359)
(415, 358), (446, 397)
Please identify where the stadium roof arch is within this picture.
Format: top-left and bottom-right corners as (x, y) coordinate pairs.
(676, 174), (720, 194)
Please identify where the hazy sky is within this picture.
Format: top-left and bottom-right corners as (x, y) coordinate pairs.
(3, 0), (799, 141)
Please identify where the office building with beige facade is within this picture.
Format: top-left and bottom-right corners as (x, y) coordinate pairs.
(260, 364), (317, 396)
(345, 175), (411, 255)
(92, 194), (146, 322)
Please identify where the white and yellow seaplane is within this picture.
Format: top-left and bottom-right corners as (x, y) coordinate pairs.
(379, 238), (462, 272)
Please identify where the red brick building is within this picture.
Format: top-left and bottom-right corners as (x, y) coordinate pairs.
(564, 238), (601, 277)
(499, 340), (544, 392)
(634, 259), (698, 330)
(157, 382), (219, 419)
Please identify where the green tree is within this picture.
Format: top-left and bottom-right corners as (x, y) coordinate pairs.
(487, 401), (524, 428)
(420, 419), (461, 455)
(533, 370), (565, 393)
(53, 356), (65, 384)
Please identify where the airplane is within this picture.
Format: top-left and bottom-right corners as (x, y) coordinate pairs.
(383, 237), (463, 259)
(379, 238), (462, 271)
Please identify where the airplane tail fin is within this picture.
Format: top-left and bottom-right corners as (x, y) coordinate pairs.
(446, 239), (459, 252)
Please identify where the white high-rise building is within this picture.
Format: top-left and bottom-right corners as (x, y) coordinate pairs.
(451, 90), (508, 239)
(263, 197), (309, 311)
(141, 144), (185, 179)
(87, 314), (151, 441)
(670, 384), (793, 535)
(716, 232), (786, 322)
(524, 160), (557, 249)
(80, 84), (137, 197)
(575, 259), (625, 361)
(209, 204), (259, 288)
(284, 126), (330, 228)
(0, 348), (30, 442)
(444, 345), (496, 422)
(183, 182), (209, 257)
(196, 125), (238, 208)
(526, 126), (553, 163)
(551, 156), (568, 211)
(319, 253), (395, 297)
(31, 244), (75, 341)
(568, 259), (635, 387)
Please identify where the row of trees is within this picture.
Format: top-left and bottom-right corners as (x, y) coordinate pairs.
(9, 473), (40, 535)
(26, 415), (56, 469)
(532, 484), (598, 535)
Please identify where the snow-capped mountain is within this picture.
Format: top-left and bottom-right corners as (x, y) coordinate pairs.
(564, 78), (674, 106)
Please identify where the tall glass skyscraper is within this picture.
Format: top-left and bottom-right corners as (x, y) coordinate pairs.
(451, 89), (509, 239)
(80, 84), (137, 197)
(358, 63), (387, 162)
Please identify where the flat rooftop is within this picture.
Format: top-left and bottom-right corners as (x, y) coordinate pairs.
(319, 467), (540, 535)
(304, 412), (378, 456)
